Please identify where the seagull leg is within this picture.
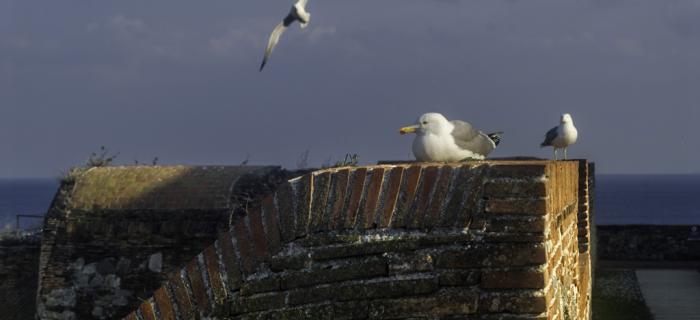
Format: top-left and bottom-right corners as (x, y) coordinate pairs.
(553, 149), (558, 161)
(564, 148), (568, 160)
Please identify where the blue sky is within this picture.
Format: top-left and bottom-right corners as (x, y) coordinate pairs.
(1, 0), (699, 177)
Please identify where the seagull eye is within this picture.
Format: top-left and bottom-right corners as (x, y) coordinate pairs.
(422, 121), (428, 125)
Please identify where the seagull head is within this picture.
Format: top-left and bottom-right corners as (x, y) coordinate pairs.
(399, 112), (451, 136)
(560, 113), (574, 124)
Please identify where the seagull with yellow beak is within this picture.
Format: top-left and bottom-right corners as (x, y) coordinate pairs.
(399, 112), (503, 162)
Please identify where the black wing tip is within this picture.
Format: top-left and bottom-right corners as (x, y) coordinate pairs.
(487, 132), (504, 146)
(259, 61), (266, 72)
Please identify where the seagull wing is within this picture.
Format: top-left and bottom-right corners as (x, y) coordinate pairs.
(450, 120), (497, 156)
(260, 12), (297, 71)
(541, 126), (558, 147)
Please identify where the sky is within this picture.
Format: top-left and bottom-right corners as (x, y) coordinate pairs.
(1, 0), (700, 177)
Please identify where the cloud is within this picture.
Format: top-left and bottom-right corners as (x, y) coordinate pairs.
(208, 28), (262, 56)
(108, 14), (146, 33)
(306, 26), (336, 43)
(0, 36), (32, 50)
(87, 14), (147, 34)
(667, 2), (700, 38)
(84, 14), (190, 62)
(612, 37), (646, 57)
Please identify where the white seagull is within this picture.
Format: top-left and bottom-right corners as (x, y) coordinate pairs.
(399, 113), (503, 162)
(260, 0), (311, 71)
(540, 113), (578, 160)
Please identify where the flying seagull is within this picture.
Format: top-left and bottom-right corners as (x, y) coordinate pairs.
(260, 0), (310, 71)
(540, 113), (578, 160)
(399, 112), (503, 162)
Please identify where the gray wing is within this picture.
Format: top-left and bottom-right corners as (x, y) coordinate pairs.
(540, 126), (558, 147)
(260, 11), (297, 71)
(450, 120), (497, 156)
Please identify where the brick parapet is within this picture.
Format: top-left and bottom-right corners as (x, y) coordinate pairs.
(35, 165), (288, 320)
(113, 160), (592, 319)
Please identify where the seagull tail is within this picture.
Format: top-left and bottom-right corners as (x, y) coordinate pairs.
(487, 132), (504, 146)
(259, 60), (267, 72)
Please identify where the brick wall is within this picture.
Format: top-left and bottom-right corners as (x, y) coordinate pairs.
(575, 160), (594, 320)
(124, 160), (592, 320)
(36, 165), (287, 320)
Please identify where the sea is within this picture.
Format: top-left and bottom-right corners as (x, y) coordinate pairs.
(0, 175), (698, 230)
(0, 178), (60, 231)
(595, 174), (700, 225)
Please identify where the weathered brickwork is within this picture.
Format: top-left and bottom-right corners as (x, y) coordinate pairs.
(36, 166), (288, 320)
(121, 160), (592, 320)
(576, 160), (594, 320)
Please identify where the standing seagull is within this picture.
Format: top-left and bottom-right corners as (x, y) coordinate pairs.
(260, 0), (311, 71)
(399, 112), (503, 162)
(540, 113), (578, 160)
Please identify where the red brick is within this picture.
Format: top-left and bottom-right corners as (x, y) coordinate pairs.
(203, 245), (226, 303)
(186, 260), (211, 314)
(549, 247), (563, 269)
(236, 292), (286, 313)
(123, 312), (138, 320)
(280, 258), (388, 289)
(247, 206), (269, 262)
(139, 300), (156, 320)
(410, 166), (439, 228)
(310, 171), (331, 232)
(391, 165), (421, 228)
(293, 174), (312, 238)
(261, 196), (282, 254)
(232, 215), (256, 274)
(436, 243), (546, 269)
(426, 166), (454, 227)
(217, 230), (243, 290)
(274, 182), (296, 243)
(369, 290), (478, 318)
(485, 198), (548, 215)
(153, 286), (176, 320)
(482, 270), (546, 289)
(378, 167), (404, 228)
(488, 164), (547, 178)
(479, 293), (547, 314)
(327, 169), (350, 230)
(440, 166), (475, 227)
(487, 216), (546, 234)
(362, 168), (385, 229)
(168, 273), (193, 319)
(483, 180), (548, 198)
(343, 168), (367, 229)
(438, 270), (481, 286)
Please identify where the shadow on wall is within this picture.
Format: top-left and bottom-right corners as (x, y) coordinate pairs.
(36, 165), (293, 320)
(123, 160), (594, 320)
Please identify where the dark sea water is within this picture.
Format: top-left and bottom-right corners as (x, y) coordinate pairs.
(595, 174), (700, 225)
(0, 178), (59, 231)
(0, 175), (698, 230)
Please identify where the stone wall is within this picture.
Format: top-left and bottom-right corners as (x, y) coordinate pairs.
(36, 165), (288, 320)
(0, 236), (41, 320)
(123, 161), (592, 320)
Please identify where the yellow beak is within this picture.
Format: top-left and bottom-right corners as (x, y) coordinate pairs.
(399, 125), (418, 135)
